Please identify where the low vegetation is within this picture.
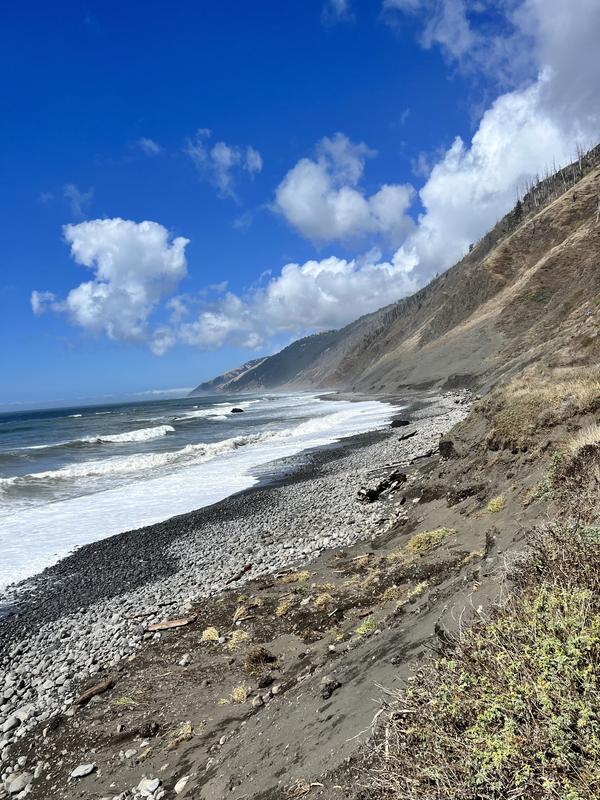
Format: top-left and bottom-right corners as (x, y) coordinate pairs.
(372, 524), (600, 799)
(482, 367), (600, 449)
(405, 527), (454, 554)
(486, 494), (506, 513)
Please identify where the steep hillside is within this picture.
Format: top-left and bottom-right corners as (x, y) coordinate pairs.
(189, 357), (266, 395)
(195, 145), (600, 394)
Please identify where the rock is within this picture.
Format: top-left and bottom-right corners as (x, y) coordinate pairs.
(251, 695), (264, 708)
(230, 407), (245, 414)
(438, 439), (456, 458)
(1, 718), (18, 735)
(70, 763), (96, 778)
(178, 654), (191, 667)
(390, 419), (410, 428)
(123, 748), (137, 760)
(139, 720), (160, 738)
(174, 775), (190, 794)
(137, 777), (161, 796)
(319, 675), (341, 700)
(6, 771), (32, 794)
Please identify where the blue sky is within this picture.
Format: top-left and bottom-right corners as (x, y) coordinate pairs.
(1, 0), (599, 408)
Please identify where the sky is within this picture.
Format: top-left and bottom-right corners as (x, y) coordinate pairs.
(1, 0), (599, 408)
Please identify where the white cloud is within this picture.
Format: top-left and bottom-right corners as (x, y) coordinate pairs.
(274, 133), (415, 244)
(178, 250), (417, 349)
(322, 0), (354, 24)
(382, 0), (600, 283)
(136, 137), (162, 156)
(185, 129), (263, 198)
(32, 219), (189, 353)
(63, 183), (94, 218)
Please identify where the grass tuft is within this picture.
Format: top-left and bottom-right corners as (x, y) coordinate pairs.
(200, 626), (220, 642)
(486, 495), (506, 513)
(280, 570), (310, 585)
(226, 630), (250, 651)
(355, 616), (377, 636)
(406, 528), (455, 554)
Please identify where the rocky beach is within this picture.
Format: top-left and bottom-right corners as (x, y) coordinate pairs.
(0, 391), (471, 799)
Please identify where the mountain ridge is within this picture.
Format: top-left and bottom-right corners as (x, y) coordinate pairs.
(192, 143), (600, 396)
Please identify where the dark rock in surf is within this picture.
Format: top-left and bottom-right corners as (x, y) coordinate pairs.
(230, 408), (245, 413)
(390, 419), (410, 428)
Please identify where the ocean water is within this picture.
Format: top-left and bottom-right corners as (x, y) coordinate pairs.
(0, 392), (396, 591)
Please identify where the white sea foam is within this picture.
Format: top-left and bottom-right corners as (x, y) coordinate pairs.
(0, 397), (397, 589)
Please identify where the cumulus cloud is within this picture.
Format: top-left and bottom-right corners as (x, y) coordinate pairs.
(63, 183), (94, 218)
(185, 129), (263, 198)
(274, 133), (415, 244)
(32, 219), (189, 355)
(178, 251), (417, 349)
(136, 137), (162, 156)
(383, 0), (600, 281)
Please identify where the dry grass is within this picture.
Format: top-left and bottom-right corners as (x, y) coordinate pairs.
(230, 686), (249, 704)
(167, 721), (193, 750)
(405, 528), (454, 554)
(200, 626), (220, 642)
(483, 367), (600, 449)
(232, 604), (252, 623)
(244, 646), (277, 675)
(371, 525), (600, 799)
(380, 584), (404, 603)
(280, 570), (310, 585)
(226, 630), (250, 651)
(550, 444), (600, 523)
(398, 581), (429, 607)
(486, 495), (506, 513)
(314, 592), (334, 610)
(568, 423), (600, 454)
(276, 598), (294, 617)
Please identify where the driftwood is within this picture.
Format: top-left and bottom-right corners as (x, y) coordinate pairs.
(147, 615), (197, 632)
(74, 676), (115, 706)
(358, 470), (407, 503)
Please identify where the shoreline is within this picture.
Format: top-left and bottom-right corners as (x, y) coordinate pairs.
(0, 391), (402, 602)
(0, 391), (470, 791)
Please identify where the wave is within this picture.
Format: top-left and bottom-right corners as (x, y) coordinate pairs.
(0, 430), (280, 493)
(68, 413), (83, 418)
(87, 425), (175, 444)
(12, 424), (175, 454)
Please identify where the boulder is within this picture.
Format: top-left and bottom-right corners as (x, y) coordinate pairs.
(230, 407), (245, 413)
(390, 418), (410, 428)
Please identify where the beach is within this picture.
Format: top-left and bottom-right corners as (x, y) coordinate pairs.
(0, 390), (470, 799)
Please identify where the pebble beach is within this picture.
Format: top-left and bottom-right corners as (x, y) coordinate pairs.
(0, 391), (470, 798)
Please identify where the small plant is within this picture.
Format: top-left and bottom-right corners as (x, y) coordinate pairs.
(230, 686), (249, 704)
(200, 626), (220, 642)
(276, 598), (294, 617)
(112, 696), (137, 707)
(244, 646), (276, 675)
(487, 495), (506, 513)
(226, 630), (250, 651)
(406, 528), (455, 553)
(380, 584), (404, 602)
(167, 721), (193, 750)
(280, 570), (310, 585)
(314, 592), (334, 610)
(397, 581), (429, 608)
(355, 616), (377, 636)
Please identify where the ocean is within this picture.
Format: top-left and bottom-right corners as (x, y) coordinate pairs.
(0, 392), (395, 592)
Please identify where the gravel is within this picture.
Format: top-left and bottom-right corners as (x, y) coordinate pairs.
(0, 392), (469, 783)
